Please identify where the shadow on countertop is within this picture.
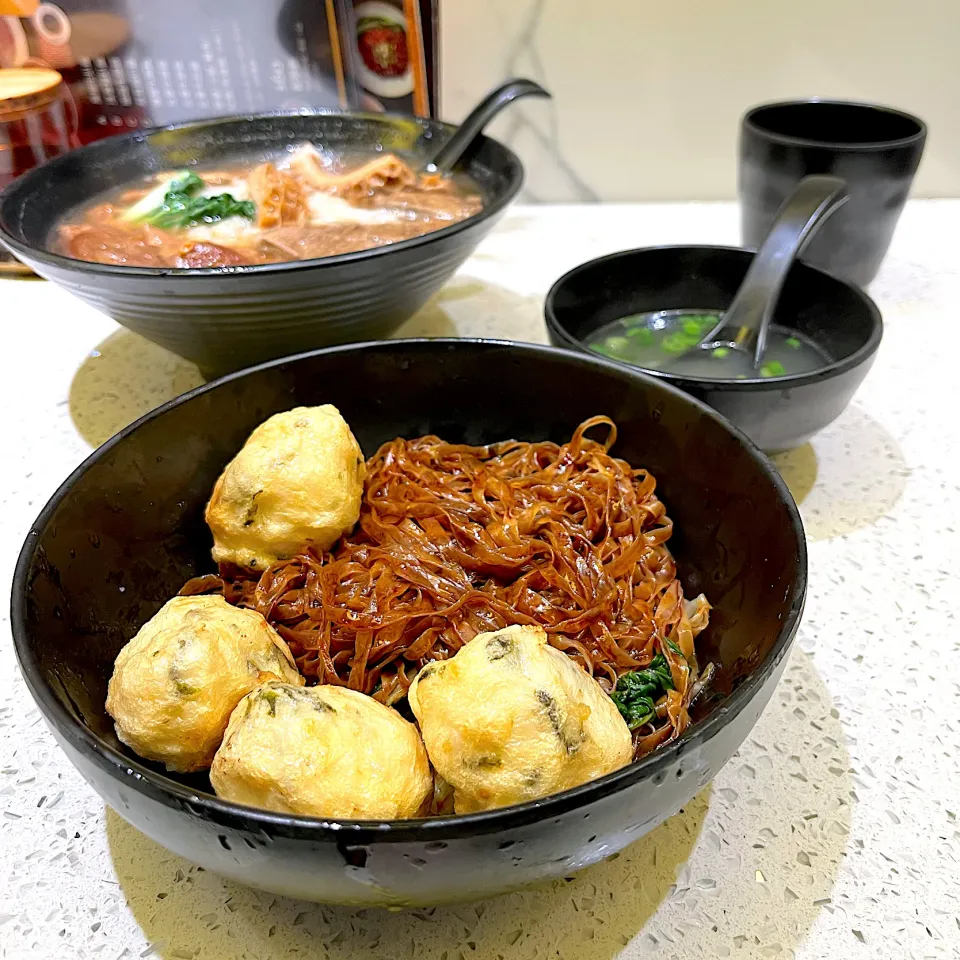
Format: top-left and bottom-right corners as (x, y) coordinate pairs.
(104, 648), (853, 959)
(105, 789), (711, 960)
(67, 278), (545, 449)
(771, 403), (908, 541)
(68, 330), (205, 449)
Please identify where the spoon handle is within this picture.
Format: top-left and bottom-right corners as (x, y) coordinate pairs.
(425, 78), (551, 176)
(707, 175), (848, 366)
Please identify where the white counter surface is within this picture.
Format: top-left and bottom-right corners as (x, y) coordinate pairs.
(1, 201), (958, 960)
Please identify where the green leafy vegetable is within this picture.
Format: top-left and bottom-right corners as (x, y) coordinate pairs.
(610, 653), (674, 730)
(121, 172), (187, 222)
(711, 346), (731, 359)
(760, 360), (786, 378)
(128, 171), (255, 230)
(785, 336), (801, 349)
(166, 171), (205, 198)
(161, 193), (255, 229)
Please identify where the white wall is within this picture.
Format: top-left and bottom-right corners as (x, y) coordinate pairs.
(440, 0), (959, 201)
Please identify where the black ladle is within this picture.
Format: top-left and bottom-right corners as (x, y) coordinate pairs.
(692, 175), (849, 369)
(423, 78), (551, 177)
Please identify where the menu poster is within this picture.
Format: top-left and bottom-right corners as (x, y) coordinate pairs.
(346, 0), (437, 118)
(0, 0), (367, 146)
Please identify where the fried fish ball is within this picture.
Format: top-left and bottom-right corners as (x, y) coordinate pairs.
(206, 405), (365, 571)
(408, 624), (632, 813)
(211, 683), (433, 819)
(106, 595), (302, 773)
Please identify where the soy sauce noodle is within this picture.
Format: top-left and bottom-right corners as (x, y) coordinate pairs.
(587, 310), (830, 380)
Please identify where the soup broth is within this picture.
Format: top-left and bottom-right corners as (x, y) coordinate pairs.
(52, 145), (483, 269)
(587, 310), (830, 380)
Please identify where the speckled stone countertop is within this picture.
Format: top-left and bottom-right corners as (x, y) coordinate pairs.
(1, 201), (958, 960)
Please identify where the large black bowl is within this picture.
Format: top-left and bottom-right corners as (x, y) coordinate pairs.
(545, 245), (883, 451)
(0, 113), (523, 377)
(11, 339), (805, 906)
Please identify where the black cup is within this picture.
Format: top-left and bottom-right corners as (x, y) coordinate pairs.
(739, 100), (926, 286)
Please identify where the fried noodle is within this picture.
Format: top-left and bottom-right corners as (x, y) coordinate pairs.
(182, 416), (710, 757)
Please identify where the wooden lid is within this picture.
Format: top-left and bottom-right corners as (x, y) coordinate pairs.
(0, 67), (62, 118)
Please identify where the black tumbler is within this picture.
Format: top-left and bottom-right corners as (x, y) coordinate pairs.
(739, 100), (926, 287)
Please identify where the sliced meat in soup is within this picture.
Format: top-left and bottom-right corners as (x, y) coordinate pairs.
(176, 242), (251, 269)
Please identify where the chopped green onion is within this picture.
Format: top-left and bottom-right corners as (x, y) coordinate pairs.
(760, 360), (786, 378)
(604, 335), (630, 354)
(712, 347), (731, 359)
(626, 326), (654, 345)
(661, 333), (691, 354)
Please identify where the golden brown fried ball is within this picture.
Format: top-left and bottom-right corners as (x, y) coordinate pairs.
(106, 595), (302, 773)
(408, 624), (632, 813)
(206, 405), (365, 571)
(210, 683), (433, 819)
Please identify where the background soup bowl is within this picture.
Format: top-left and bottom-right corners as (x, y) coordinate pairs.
(11, 339), (806, 906)
(545, 245), (883, 452)
(0, 112), (524, 378)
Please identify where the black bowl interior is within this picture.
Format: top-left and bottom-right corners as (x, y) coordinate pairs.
(13, 340), (805, 828)
(545, 245), (880, 388)
(0, 111), (522, 271)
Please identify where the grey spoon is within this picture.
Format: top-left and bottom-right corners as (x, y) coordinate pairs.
(693, 175), (849, 369)
(423, 78), (551, 177)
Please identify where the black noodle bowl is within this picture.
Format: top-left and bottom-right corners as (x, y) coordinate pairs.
(11, 340), (805, 905)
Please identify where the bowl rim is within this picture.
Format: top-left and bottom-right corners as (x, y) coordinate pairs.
(0, 109), (524, 279)
(10, 337), (807, 841)
(543, 244), (884, 391)
(741, 98), (927, 151)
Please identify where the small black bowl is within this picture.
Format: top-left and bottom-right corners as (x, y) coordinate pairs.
(0, 112), (523, 378)
(545, 245), (883, 451)
(11, 339), (805, 906)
